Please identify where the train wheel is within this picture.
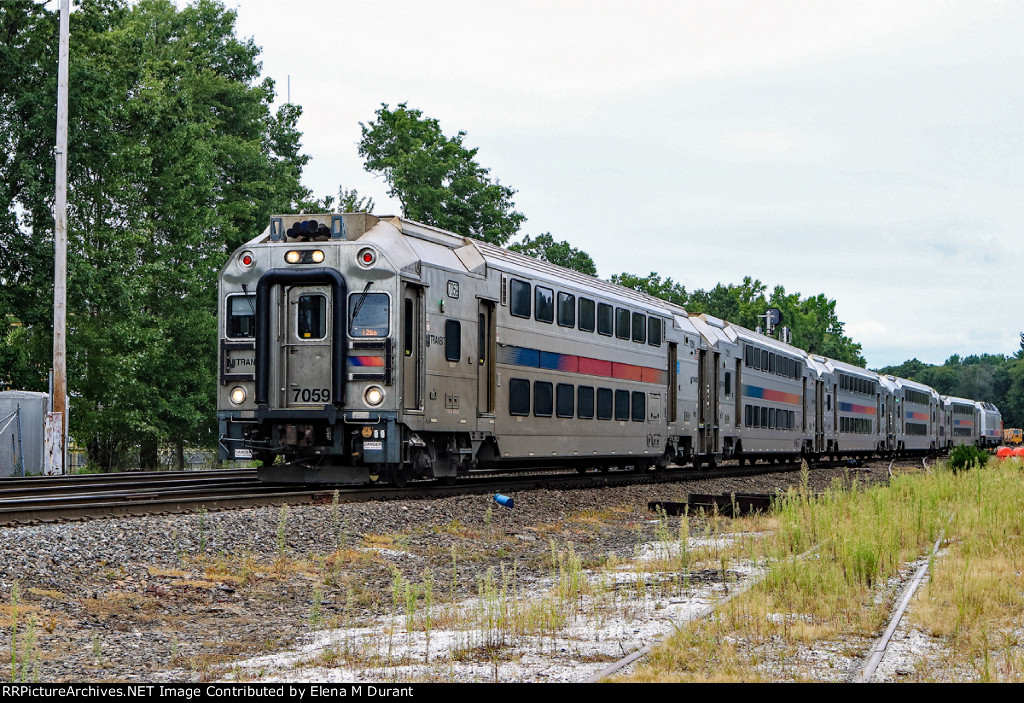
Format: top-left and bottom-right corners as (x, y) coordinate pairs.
(437, 474), (457, 486)
(391, 466), (410, 488)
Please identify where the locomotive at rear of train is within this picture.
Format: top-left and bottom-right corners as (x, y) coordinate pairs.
(217, 213), (1001, 485)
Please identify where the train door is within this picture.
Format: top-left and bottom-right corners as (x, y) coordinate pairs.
(283, 285), (332, 407)
(886, 395), (894, 450)
(667, 343), (678, 424)
(814, 380), (825, 453)
(477, 300), (496, 416)
(697, 349), (720, 457)
(402, 285), (423, 412)
(832, 383), (838, 440)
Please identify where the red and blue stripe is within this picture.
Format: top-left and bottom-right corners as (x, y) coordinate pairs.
(743, 384), (801, 406)
(498, 345), (666, 384)
(841, 402), (877, 415)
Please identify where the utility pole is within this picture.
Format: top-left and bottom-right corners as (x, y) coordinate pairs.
(48, 0), (70, 475)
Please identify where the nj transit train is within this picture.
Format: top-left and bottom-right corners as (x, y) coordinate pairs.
(217, 213), (1002, 484)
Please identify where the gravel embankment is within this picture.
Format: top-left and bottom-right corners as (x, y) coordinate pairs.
(0, 463), (889, 682)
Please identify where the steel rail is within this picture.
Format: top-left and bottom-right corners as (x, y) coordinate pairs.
(584, 544), (822, 683)
(855, 515), (952, 683)
(0, 457), (920, 528)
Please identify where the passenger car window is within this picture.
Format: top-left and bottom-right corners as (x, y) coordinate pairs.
(509, 379), (530, 416)
(632, 312), (646, 343)
(556, 384), (574, 418)
(614, 389), (630, 420)
(578, 386), (595, 419)
(648, 317), (662, 347)
(597, 303), (613, 336)
(631, 391), (645, 421)
(534, 381), (553, 417)
(579, 298), (596, 332)
(510, 279), (531, 318)
(557, 292), (575, 328)
(597, 388), (613, 419)
(615, 308), (630, 340)
(535, 287), (554, 323)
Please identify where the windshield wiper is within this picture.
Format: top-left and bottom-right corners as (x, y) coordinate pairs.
(352, 281), (373, 319)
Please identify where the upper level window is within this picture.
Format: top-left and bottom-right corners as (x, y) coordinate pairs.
(349, 292), (388, 337)
(615, 308), (630, 340)
(579, 298), (596, 332)
(510, 279), (531, 318)
(632, 312), (646, 343)
(557, 292), (575, 328)
(535, 286), (554, 323)
(227, 294), (256, 339)
(648, 317), (662, 347)
(597, 303), (613, 336)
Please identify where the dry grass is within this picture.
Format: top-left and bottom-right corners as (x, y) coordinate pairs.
(904, 457), (1024, 682)
(618, 458), (1024, 682)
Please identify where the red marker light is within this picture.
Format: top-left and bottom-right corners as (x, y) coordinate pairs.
(242, 254), (253, 266)
(357, 247), (376, 268)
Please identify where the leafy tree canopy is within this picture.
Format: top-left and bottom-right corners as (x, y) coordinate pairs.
(0, 0), (311, 468)
(358, 103), (525, 245)
(509, 233), (597, 276)
(613, 273), (865, 366)
(877, 348), (1024, 428)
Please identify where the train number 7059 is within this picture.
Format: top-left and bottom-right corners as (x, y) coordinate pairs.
(293, 388), (330, 403)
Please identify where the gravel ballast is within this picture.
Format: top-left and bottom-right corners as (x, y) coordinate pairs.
(1, 462), (920, 682)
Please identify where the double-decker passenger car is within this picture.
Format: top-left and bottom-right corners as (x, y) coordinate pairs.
(217, 213), (1003, 484)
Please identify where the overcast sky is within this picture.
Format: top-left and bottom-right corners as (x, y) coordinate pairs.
(206, 0), (1021, 368)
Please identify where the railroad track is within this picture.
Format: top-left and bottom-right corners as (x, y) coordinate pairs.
(0, 457), (921, 527)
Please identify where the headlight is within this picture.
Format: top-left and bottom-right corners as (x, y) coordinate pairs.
(229, 386), (247, 405)
(364, 386), (385, 407)
(285, 249), (325, 264)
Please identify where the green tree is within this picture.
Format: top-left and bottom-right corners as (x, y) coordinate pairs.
(334, 186), (375, 214)
(614, 272), (865, 366)
(0, 0), (312, 469)
(358, 103), (525, 244)
(510, 233), (597, 275)
(610, 272), (689, 307)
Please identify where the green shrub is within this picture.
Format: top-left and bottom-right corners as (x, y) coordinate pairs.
(948, 444), (989, 472)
